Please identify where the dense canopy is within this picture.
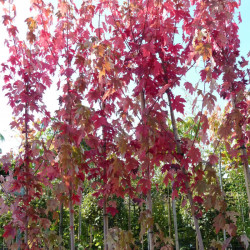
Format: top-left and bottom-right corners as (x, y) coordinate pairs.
(0, 0), (249, 249)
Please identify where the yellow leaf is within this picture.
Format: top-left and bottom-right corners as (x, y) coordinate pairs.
(97, 44), (105, 57)
(102, 88), (115, 101)
(195, 42), (212, 61)
(195, 42), (204, 52)
(25, 17), (37, 32)
(103, 60), (112, 71)
(99, 68), (105, 80)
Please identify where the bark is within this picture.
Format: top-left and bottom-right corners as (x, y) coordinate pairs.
(69, 187), (75, 250)
(59, 202), (63, 250)
(140, 91), (154, 250)
(146, 189), (154, 250)
(231, 96), (250, 217)
(167, 91), (204, 250)
(78, 202), (82, 241)
(24, 83), (29, 248)
(219, 150), (226, 241)
(16, 229), (21, 249)
(242, 146), (250, 218)
(101, 99), (109, 249)
(103, 196), (109, 250)
(89, 225), (93, 248)
(24, 224), (28, 248)
(167, 187), (172, 238)
(171, 183), (179, 250)
(128, 196), (131, 231)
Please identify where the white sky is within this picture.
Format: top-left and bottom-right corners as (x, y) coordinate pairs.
(0, 0), (61, 154)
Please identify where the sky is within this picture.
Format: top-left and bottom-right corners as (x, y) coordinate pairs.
(0, 0), (249, 155)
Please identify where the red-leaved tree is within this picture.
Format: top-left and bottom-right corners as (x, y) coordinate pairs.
(0, 0), (248, 249)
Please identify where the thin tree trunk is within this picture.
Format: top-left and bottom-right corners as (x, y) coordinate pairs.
(59, 202), (63, 250)
(196, 236), (198, 250)
(69, 187), (75, 250)
(171, 183), (179, 250)
(231, 96), (250, 217)
(140, 90), (154, 250)
(101, 98), (109, 249)
(218, 150), (226, 241)
(146, 189), (153, 250)
(24, 222), (28, 248)
(90, 225), (93, 248)
(16, 229), (21, 250)
(167, 91), (204, 250)
(167, 187), (172, 238)
(242, 146), (250, 218)
(78, 201), (82, 242)
(128, 196), (131, 231)
(103, 196), (108, 250)
(142, 235), (144, 250)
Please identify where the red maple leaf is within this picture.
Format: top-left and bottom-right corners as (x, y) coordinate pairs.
(187, 146), (201, 164)
(107, 207), (119, 217)
(213, 213), (226, 234)
(193, 196), (203, 204)
(72, 193), (81, 204)
(184, 82), (195, 95)
(172, 189), (178, 200)
(2, 224), (16, 239)
(77, 172), (85, 182)
(172, 95), (185, 114)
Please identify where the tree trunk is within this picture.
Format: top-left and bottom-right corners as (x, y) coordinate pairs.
(171, 183), (179, 250)
(90, 225), (93, 248)
(167, 187), (172, 238)
(218, 150), (226, 241)
(231, 96), (250, 217)
(103, 196), (109, 250)
(196, 236), (199, 250)
(59, 202), (63, 250)
(24, 221), (28, 248)
(167, 91), (204, 250)
(146, 189), (153, 250)
(69, 187), (75, 250)
(128, 196), (131, 231)
(140, 90), (154, 250)
(78, 202), (82, 242)
(242, 146), (250, 218)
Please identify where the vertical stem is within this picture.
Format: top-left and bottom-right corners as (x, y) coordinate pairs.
(102, 120), (108, 249)
(171, 183), (179, 250)
(59, 202), (63, 250)
(16, 229), (21, 250)
(24, 74), (30, 249)
(103, 196), (108, 250)
(24, 224), (28, 248)
(78, 201), (82, 242)
(69, 186), (75, 250)
(64, 3), (75, 249)
(90, 225), (93, 248)
(167, 186), (172, 238)
(167, 91), (204, 250)
(142, 235), (144, 250)
(140, 91), (153, 250)
(146, 189), (153, 250)
(219, 150), (226, 241)
(237, 193), (245, 232)
(242, 146), (250, 218)
(231, 96), (250, 217)
(128, 196), (131, 231)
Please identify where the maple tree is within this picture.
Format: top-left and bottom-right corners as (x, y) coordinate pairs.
(0, 0), (249, 249)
